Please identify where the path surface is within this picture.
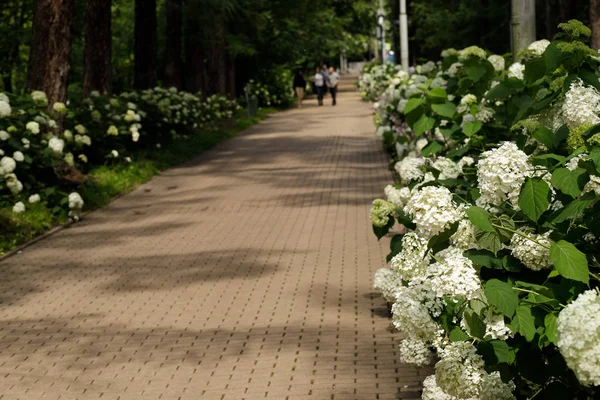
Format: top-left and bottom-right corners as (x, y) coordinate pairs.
(0, 80), (427, 399)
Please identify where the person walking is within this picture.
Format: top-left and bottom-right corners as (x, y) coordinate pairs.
(321, 63), (330, 101)
(327, 66), (340, 106)
(312, 67), (325, 106)
(293, 69), (307, 108)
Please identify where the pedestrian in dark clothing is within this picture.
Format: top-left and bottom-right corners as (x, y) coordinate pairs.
(293, 69), (306, 108)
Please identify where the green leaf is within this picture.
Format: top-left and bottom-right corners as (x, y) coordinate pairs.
(551, 168), (588, 198)
(524, 56), (546, 83)
(544, 314), (558, 345)
(427, 88), (448, 102)
(550, 240), (590, 284)
(510, 306), (537, 342)
(466, 66), (486, 82)
(467, 206), (495, 232)
(431, 102), (456, 118)
(449, 327), (470, 342)
(551, 191), (596, 223)
(531, 126), (556, 149)
(589, 147), (600, 173)
(413, 115), (436, 135)
(478, 340), (513, 364)
(404, 98), (425, 114)
(463, 309), (486, 339)
(421, 141), (444, 157)
(462, 121), (482, 137)
(475, 230), (503, 255)
(544, 42), (563, 72)
(518, 178), (551, 222)
(373, 217), (395, 240)
(485, 279), (519, 318)
(531, 153), (566, 168)
(485, 82), (511, 101)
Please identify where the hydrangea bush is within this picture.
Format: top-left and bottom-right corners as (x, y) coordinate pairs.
(365, 21), (600, 399)
(0, 87), (240, 219)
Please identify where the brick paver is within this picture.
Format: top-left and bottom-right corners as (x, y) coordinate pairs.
(0, 79), (427, 399)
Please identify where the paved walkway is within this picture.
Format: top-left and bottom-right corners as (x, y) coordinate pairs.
(0, 79), (426, 399)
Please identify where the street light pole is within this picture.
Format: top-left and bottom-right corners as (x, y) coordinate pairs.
(378, 0), (385, 64)
(399, 0), (409, 72)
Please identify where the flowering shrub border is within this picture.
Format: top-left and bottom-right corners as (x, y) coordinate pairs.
(366, 20), (600, 399)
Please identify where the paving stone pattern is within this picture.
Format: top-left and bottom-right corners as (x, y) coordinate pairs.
(0, 79), (428, 399)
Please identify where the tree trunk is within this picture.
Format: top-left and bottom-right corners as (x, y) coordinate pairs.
(227, 53), (236, 98)
(83, 0), (112, 96)
(559, 0), (575, 21)
(183, 13), (206, 94)
(165, 0), (183, 89)
(511, 0), (536, 58)
(545, 0), (558, 39)
(591, 0), (600, 49)
(26, 0), (75, 105)
(134, 0), (157, 89)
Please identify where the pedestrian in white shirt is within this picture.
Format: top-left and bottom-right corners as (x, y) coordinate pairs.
(327, 66), (340, 106)
(312, 67), (325, 106)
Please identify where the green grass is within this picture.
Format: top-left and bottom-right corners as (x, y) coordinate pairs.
(0, 108), (276, 256)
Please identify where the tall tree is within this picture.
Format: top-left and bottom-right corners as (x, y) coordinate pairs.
(83, 0), (112, 96)
(134, 0), (157, 89)
(559, 0), (575, 21)
(26, 0), (75, 105)
(165, 0), (183, 88)
(591, 0), (600, 49)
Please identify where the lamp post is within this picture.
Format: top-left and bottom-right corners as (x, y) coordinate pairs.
(399, 0), (409, 72)
(377, 5), (385, 64)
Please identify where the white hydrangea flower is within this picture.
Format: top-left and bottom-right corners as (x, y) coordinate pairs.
(28, 194), (41, 204)
(461, 94), (477, 106)
(391, 282), (444, 342)
(479, 371), (516, 400)
(399, 339), (434, 367)
(476, 104), (495, 123)
(509, 228), (552, 271)
(63, 130), (73, 142)
(557, 289), (600, 386)
(384, 184), (412, 209)
(395, 156), (425, 183)
(26, 121), (40, 134)
(31, 90), (48, 105)
(562, 79), (600, 129)
(12, 201), (25, 214)
(64, 152), (74, 166)
(0, 93), (8, 103)
(111, 149), (119, 158)
(12, 151), (24, 162)
(417, 138), (429, 151)
(404, 186), (463, 239)
(107, 125), (119, 136)
(476, 142), (531, 209)
(47, 119), (57, 129)
(458, 156), (475, 171)
(78, 154), (88, 163)
(422, 375), (456, 400)
(450, 219), (480, 250)
(370, 199), (395, 227)
(48, 137), (65, 154)
(441, 48), (459, 58)
(459, 46), (486, 60)
(508, 63), (525, 80)
(75, 124), (87, 134)
(5, 173), (23, 194)
(0, 101), (11, 118)
(427, 247), (481, 300)
(68, 192), (84, 220)
(447, 62), (463, 78)
(0, 130), (9, 141)
(52, 102), (67, 114)
(373, 268), (403, 302)
(435, 341), (486, 398)
(432, 157), (461, 180)
(390, 232), (430, 280)
(0, 156), (17, 175)
(431, 77), (448, 89)
(487, 55), (505, 72)
(21, 138), (30, 149)
(483, 311), (513, 340)
(528, 39), (550, 56)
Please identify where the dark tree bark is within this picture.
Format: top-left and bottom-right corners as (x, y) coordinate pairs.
(545, 0), (558, 39)
(227, 53), (236, 98)
(208, 20), (227, 95)
(165, 0), (183, 89)
(26, 0), (75, 105)
(559, 0), (575, 21)
(591, 0), (600, 49)
(134, 0), (157, 89)
(83, 0), (112, 96)
(183, 14), (206, 94)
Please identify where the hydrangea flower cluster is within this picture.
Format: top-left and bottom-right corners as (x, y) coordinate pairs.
(509, 228), (552, 271)
(557, 289), (600, 386)
(508, 63), (525, 80)
(476, 142), (532, 209)
(384, 184), (412, 209)
(373, 268), (403, 303)
(427, 247), (481, 300)
(399, 339), (434, 367)
(395, 156), (426, 183)
(561, 79), (600, 129)
(404, 186), (463, 239)
(390, 232), (430, 280)
(370, 199), (395, 227)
